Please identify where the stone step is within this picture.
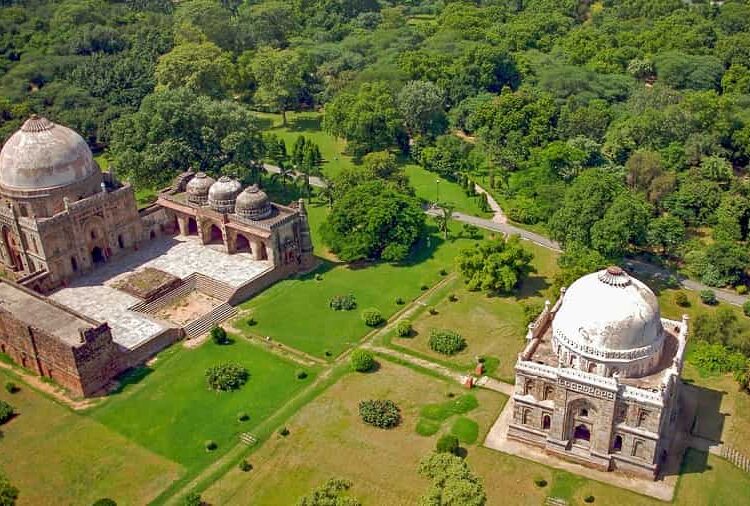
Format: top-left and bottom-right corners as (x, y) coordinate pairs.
(545, 497), (568, 506)
(184, 303), (237, 337)
(239, 432), (257, 446)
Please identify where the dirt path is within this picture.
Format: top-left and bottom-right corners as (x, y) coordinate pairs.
(0, 361), (97, 411)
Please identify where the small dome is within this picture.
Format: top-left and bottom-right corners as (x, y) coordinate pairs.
(0, 115), (100, 190)
(236, 184), (273, 220)
(186, 172), (215, 205)
(553, 267), (663, 355)
(208, 176), (241, 213)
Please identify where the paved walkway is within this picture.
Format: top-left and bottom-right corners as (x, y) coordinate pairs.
(473, 182), (507, 224)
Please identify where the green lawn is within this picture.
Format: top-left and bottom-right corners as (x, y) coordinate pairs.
(0, 368), (183, 505)
(405, 163), (491, 217)
(89, 339), (316, 470)
(385, 240), (559, 382)
(239, 213), (486, 359)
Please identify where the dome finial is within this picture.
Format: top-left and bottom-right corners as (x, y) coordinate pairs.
(598, 266), (630, 287)
(21, 115), (54, 133)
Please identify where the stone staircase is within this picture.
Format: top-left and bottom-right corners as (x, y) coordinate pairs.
(239, 432), (258, 446)
(193, 273), (235, 301)
(721, 445), (750, 473)
(130, 279), (194, 314)
(183, 302), (237, 337)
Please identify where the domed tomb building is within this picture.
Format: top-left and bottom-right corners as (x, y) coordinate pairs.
(508, 267), (688, 479)
(0, 115), (142, 288)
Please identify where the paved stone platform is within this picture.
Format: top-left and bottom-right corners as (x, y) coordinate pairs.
(50, 235), (273, 349)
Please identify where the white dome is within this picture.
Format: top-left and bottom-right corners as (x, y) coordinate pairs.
(0, 116), (99, 190)
(553, 267), (663, 355)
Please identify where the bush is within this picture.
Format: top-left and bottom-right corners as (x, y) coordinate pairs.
(359, 399), (401, 429)
(329, 294), (356, 311)
(533, 478), (547, 488)
(674, 291), (690, 307)
(429, 329), (467, 355)
(436, 434), (460, 455)
(396, 320), (412, 337)
(584, 495), (595, 503)
(395, 296), (405, 305)
(183, 491), (202, 506)
(205, 440), (217, 451)
(744, 301), (750, 318)
(211, 325), (229, 345)
(246, 317), (256, 326)
(296, 369), (308, 379)
(315, 273), (323, 281)
(5, 382), (19, 394)
(279, 426), (290, 436)
(237, 412), (249, 422)
(439, 268), (448, 276)
(689, 342), (747, 374)
(420, 284), (429, 291)
(700, 289), (718, 305)
(239, 459), (253, 472)
(350, 349), (375, 372)
(428, 306), (438, 315)
(361, 308), (384, 327)
(0, 400), (14, 425)
(205, 363), (249, 391)
(737, 285), (748, 295)
(448, 293), (458, 302)
(92, 499), (117, 506)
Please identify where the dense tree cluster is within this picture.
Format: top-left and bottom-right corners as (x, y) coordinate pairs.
(418, 452), (486, 506)
(455, 236), (534, 294)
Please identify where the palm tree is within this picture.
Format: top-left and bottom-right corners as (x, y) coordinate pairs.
(271, 162), (295, 189)
(435, 202), (454, 240)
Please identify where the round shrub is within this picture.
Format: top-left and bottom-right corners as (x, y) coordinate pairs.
(0, 400), (14, 425)
(361, 308), (384, 327)
(315, 273), (323, 281)
(358, 399), (401, 429)
(211, 325), (229, 345)
(737, 285), (748, 295)
(584, 495), (595, 503)
(279, 426), (290, 436)
(448, 293), (458, 302)
(5, 382), (19, 394)
(296, 369), (308, 380)
(744, 301), (750, 318)
(239, 459), (253, 472)
(420, 284), (429, 291)
(533, 478), (547, 488)
(205, 440), (217, 451)
(324, 350), (332, 357)
(205, 363), (249, 391)
(396, 320), (412, 338)
(246, 317), (256, 327)
(395, 296), (405, 305)
(674, 291), (689, 307)
(439, 268), (448, 276)
(350, 349), (375, 372)
(330, 294), (356, 311)
(429, 329), (466, 355)
(237, 411), (249, 422)
(700, 289), (718, 305)
(184, 491), (202, 506)
(92, 499), (117, 506)
(428, 306), (438, 315)
(436, 434), (459, 455)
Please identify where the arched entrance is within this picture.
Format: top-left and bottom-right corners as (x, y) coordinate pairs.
(208, 225), (223, 245)
(542, 414), (551, 430)
(573, 424), (591, 444)
(235, 234), (251, 253)
(613, 434), (623, 452)
(118, 235), (125, 249)
(91, 246), (105, 265)
(187, 218), (198, 235)
(71, 257), (78, 272)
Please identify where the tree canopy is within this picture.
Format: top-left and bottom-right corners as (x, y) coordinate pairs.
(455, 235), (534, 294)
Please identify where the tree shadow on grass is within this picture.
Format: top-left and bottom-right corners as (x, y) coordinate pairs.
(517, 274), (551, 300)
(287, 115), (322, 132)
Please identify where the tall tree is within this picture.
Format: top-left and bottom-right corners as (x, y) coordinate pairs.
(251, 47), (306, 126)
(455, 235), (534, 294)
(155, 42), (232, 98)
(396, 80), (447, 138)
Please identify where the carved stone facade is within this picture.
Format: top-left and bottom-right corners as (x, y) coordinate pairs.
(507, 267), (688, 479)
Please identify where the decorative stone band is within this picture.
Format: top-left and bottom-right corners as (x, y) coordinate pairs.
(558, 366), (619, 392)
(516, 360), (558, 380)
(620, 384), (664, 408)
(209, 199), (236, 212)
(552, 328), (665, 362)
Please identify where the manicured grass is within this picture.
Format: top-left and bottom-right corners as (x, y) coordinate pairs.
(200, 361), (505, 505)
(0, 369), (182, 505)
(450, 416), (479, 444)
(89, 339), (316, 470)
(389, 241), (559, 381)
(404, 163), (490, 217)
(239, 214), (487, 359)
(675, 449), (750, 506)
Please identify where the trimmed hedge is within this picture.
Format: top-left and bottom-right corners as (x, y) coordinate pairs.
(396, 320), (412, 337)
(350, 349), (375, 372)
(361, 308), (384, 327)
(429, 329), (466, 355)
(359, 399), (401, 429)
(205, 363), (249, 391)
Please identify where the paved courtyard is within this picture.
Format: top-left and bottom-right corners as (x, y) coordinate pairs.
(50, 235), (273, 349)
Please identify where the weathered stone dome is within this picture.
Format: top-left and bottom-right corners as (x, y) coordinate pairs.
(235, 184), (273, 220)
(208, 176), (241, 213)
(553, 267), (664, 356)
(186, 172), (215, 205)
(0, 115), (100, 190)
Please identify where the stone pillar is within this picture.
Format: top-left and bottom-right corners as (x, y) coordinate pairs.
(177, 215), (188, 236)
(251, 239), (263, 261)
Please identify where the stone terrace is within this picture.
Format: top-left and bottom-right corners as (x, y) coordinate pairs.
(49, 235), (273, 349)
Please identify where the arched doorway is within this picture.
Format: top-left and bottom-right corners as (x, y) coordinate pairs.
(613, 434), (623, 452)
(542, 414), (551, 430)
(208, 225), (223, 244)
(235, 234), (251, 253)
(187, 218), (198, 235)
(118, 235), (125, 249)
(573, 424), (591, 444)
(71, 257), (78, 272)
(91, 246), (105, 265)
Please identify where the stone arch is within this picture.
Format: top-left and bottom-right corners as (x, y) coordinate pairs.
(118, 234), (125, 249)
(543, 385), (554, 401)
(149, 229), (156, 240)
(258, 241), (269, 260)
(573, 424), (591, 443)
(588, 362), (597, 373)
(524, 378), (534, 396)
(208, 224), (223, 245)
(522, 408), (532, 425)
(235, 233), (251, 253)
(542, 413), (551, 430)
(91, 246), (106, 265)
(613, 434), (623, 452)
(187, 217), (198, 235)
